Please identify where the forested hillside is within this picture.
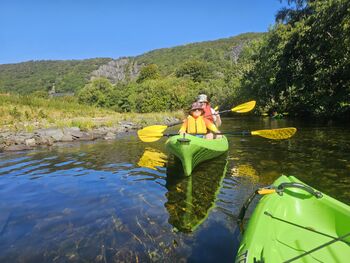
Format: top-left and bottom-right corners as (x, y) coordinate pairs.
(0, 33), (262, 97)
(0, 58), (112, 94)
(136, 32), (260, 75)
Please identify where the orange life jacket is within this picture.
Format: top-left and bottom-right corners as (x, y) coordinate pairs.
(179, 115), (218, 134)
(202, 103), (214, 122)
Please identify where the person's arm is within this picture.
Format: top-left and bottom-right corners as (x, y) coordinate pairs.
(204, 118), (223, 138)
(215, 114), (222, 127)
(204, 118), (219, 133)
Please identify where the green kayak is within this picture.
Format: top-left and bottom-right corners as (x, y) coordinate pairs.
(236, 175), (350, 263)
(165, 134), (228, 176)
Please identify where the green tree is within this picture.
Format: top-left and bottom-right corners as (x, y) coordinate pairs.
(136, 64), (160, 83)
(175, 60), (211, 82)
(77, 78), (114, 107)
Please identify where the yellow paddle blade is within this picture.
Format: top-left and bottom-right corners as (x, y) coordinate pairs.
(262, 113), (269, 116)
(138, 148), (167, 170)
(213, 106), (219, 111)
(231, 101), (256, 113)
(137, 130), (164, 142)
(258, 188), (276, 195)
(137, 125), (167, 142)
(140, 125), (168, 133)
(251, 127), (297, 140)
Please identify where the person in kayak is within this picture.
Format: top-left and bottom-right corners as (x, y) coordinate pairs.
(197, 94), (222, 127)
(179, 102), (221, 139)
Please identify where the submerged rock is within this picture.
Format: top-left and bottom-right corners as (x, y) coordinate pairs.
(5, 144), (32, 151)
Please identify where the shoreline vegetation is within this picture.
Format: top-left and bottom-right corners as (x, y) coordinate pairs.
(0, 94), (182, 152)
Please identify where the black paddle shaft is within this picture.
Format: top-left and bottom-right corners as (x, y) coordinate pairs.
(164, 131), (251, 137)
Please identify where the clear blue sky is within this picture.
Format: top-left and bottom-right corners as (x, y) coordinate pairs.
(0, 0), (282, 64)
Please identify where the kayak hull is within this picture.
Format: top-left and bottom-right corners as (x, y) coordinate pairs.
(165, 135), (228, 176)
(236, 175), (350, 263)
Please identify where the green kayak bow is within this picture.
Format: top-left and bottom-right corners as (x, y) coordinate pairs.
(236, 175), (350, 263)
(165, 134), (228, 176)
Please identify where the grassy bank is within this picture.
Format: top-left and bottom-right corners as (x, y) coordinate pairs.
(0, 94), (184, 132)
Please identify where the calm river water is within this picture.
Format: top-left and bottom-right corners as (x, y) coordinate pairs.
(0, 117), (349, 262)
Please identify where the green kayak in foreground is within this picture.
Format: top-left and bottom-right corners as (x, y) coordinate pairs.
(236, 175), (350, 263)
(165, 134), (228, 176)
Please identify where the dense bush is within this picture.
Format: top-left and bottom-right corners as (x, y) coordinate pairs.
(77, 77), (203, 113)
(239, 0), (350, 118)
(77, 78), (115, 107)
(132, 77), (200, 113)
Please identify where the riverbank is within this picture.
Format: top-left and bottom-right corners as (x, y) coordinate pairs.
(0, 124), (127, 152)
(0, 117), (180, 152)
(0, 94), (182, 151)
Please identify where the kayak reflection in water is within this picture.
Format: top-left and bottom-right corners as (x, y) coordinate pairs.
(165, 154), (228, 232)
(271, 110), (284, 119)
(179, 102), (222, 140)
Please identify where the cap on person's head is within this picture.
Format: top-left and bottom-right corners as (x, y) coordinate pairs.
(190, 102), (204, 113)
(197, 94), (208, 103)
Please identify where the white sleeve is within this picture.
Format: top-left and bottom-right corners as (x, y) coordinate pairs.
(211, 108), (217, 121)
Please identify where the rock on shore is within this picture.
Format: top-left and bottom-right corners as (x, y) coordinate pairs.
(0, 117), (180, 152)
(0, 121), (139, 152)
